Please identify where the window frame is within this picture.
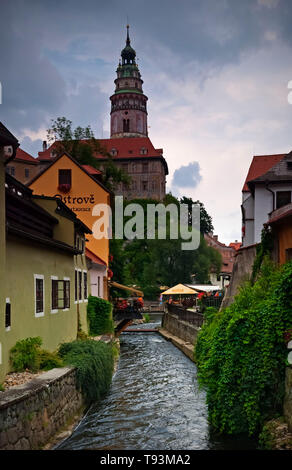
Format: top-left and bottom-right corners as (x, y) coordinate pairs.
(34, 274), (45, 317)
(5, 298), (11, 331)
(83, 271), (88, 302)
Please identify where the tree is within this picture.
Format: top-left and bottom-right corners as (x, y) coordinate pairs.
(109, 194), (221, 299)
(179, 196), (214, 234)
(47, 117), (130, 191)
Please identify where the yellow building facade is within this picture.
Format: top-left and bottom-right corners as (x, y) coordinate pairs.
(29, 153), (110, 272)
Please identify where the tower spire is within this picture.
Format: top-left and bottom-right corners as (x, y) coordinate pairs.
(109, 27), (148, 138)
(126, 24), (130, 46)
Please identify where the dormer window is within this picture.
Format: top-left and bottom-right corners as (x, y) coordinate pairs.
(111, 148), (118, 156)
(140, 147), (148, 155)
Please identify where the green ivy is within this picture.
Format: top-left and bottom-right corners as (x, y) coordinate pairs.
(59, 339), (114, 405)
(195, 258), (292, 436)
(87, 296), (114, 336)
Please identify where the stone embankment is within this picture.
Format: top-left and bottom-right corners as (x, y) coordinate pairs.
(0, 367), (84, 450)
(159, 310), (201, 362)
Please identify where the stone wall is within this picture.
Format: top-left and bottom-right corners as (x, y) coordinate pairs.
(162, 312), (200, 346)
(0, 367), (84, 450)
(221, 244), (257, 309)
(284, 367), (292, 432)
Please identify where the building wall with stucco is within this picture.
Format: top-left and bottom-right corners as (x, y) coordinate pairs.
(29, 153), (110, 266)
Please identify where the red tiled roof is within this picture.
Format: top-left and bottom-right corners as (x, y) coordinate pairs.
(39, 137), (163, 162)
(37, 148), (56, 161)
(229, 242), (242, 251)
(82, 165), (101, 175)
(242, 154), (286, 192)
(85, 247), (107, 266)
(95, 137), (163, 159)
(15, 148), (38, 164)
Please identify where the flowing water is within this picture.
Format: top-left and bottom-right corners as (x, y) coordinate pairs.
(57, 315), (257, 450)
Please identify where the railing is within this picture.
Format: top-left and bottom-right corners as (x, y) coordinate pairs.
(167, 303), (204, 327)
(203, 297), (223, 309)
(113, 306), (143, 321)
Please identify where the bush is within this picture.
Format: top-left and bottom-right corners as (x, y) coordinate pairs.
(87, 296), (114, 335)
(58, 339), (114, 405)
(143, 313), (151, 323)
(10, 337), (43, 372)
(38, 350), (63, 370)
(10, 337), (63, 372)
(195, 258), (292, 436)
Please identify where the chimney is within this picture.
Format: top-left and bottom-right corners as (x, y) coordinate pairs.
(42, 140), (47, 151)
(213, 235), (218, 241)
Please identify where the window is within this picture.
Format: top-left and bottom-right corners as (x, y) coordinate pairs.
(97, 277), (100, 297)
(142, 181), (148, 191)
(58, 169), (72, 186)
(75, 270), (78, 302)
(276, 191), (291, 209)
(286, 248), (292, 262)
(64, 279), (70, 309)
(111, 148), (118, 156)
(78, 270), (82, 301)
(83, 272), (88, 300)
(121, 163), (128, 172)
(10, 166), (15, 176)
(24, 168), (30, 179)
(5, 299), (11, 330)
(34, 275), (44, 317)
(140, 148), (148, 155)
(287, 162), (292, 171)
(142, 163), (148, 173)
(123, 119), (130, 132)
(52, 278), (70, 310)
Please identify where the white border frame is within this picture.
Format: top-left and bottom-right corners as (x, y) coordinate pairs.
(63, 276), (70, 311)
(83, 270), (88, 303)
(5, 298), (11, 331)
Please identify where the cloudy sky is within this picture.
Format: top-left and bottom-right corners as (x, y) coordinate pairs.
(1, 0), (292, 244)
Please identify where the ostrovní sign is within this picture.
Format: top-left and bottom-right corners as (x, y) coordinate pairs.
(54, 194), (95, 212)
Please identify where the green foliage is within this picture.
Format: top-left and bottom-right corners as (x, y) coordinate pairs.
(37, 350), (64, 371)
(87, 296), (114, 335)
(109, 195), (219, 300)
(143, 313), (151, 323)
(0, 383), (4, 392)
(9, 337), (62, 372)
(59, 339), (114, 405)
(195, 258), (292, 436)
(10, 337), (43, 372)
(251, 226), (274, 283)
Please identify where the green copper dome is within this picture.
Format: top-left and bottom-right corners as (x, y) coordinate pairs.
(121, 25), (136, 64)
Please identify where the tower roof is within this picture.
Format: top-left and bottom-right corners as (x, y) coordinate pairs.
(121, 25), (136, 64)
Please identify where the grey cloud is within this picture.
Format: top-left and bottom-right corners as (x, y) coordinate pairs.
(20, 136), (43, 157)
(172, 162), (202, 189)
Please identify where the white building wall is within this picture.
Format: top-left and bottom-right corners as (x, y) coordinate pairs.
(254, 186), (273, 244)
(242, 193), (255, 247)
(89, 264), (107, 299)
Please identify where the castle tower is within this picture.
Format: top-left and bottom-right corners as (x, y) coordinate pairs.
(110, 25), (148, 138)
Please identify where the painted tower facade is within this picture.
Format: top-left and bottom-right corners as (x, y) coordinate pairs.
(110, 26), (148, 138)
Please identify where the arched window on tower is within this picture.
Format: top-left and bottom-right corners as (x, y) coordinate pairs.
(123, 119), (130, 132)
